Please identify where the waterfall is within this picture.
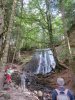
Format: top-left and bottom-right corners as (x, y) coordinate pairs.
(48, 50), (56, 69)
(46, 51), (52, 73)
(36, 52), (42, 74)
(35, 48), (56, 74)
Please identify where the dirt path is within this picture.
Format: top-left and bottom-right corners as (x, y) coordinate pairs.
(0, 87), (39, 100)
(0, 71), (39, 100)
(0, 59), (75, 100)
(9, 88), (38, 100)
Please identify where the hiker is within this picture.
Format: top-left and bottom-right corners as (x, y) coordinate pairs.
(3, 65), (10, 86)
(6, 67), (14, 84)
(52, 77), (74, 100)
(20, 71), (26, 91)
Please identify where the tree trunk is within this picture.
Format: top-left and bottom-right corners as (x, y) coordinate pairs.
(1, 0), (17, 67)
(0, 0), (5, 37)
(0, 9), (4, 36)
(0, 0), (5, 61)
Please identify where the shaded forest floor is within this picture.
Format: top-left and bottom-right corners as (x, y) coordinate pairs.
(0, 51), (75, 100)
(17, 51), (75, 92)
(0, 69), (74, 100)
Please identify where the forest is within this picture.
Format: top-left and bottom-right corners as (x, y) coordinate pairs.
(0, 0), (75, 100)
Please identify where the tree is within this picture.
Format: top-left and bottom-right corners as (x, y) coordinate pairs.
(1, 0), (17, 66)
(0, 0), (13, 60)
(0, 0), (5, 60)
(0, 1), (4, 36)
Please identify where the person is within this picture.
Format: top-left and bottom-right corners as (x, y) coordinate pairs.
(20, 71), (26, 91)
(3, 65), (10, 86)
(52, 77), (74, 100)
(6, 67), (14, 84)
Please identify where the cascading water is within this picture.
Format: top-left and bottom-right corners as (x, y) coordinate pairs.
(35, 48), (56, 74)
(36, 52), (42, 74)
(46, 51), (51, 73)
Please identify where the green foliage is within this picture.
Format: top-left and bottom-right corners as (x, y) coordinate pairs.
(57, 0), (75, 29)
(4, 0), (13, 29)
(10, 0), (75, 55)
(1, 0), (75, 62)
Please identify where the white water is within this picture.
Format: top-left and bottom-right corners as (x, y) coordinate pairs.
(36, 49), (56, 74)
(48, 50), (56, 69)
(36, 52), (42, 74)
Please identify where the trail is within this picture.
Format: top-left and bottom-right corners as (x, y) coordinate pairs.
(9, 88), (38, 100)
(0, 69), (39, 100)
(0, 86), (39, 100)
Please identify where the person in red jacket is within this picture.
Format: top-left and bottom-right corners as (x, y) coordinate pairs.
(6, 67), (14, 84)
